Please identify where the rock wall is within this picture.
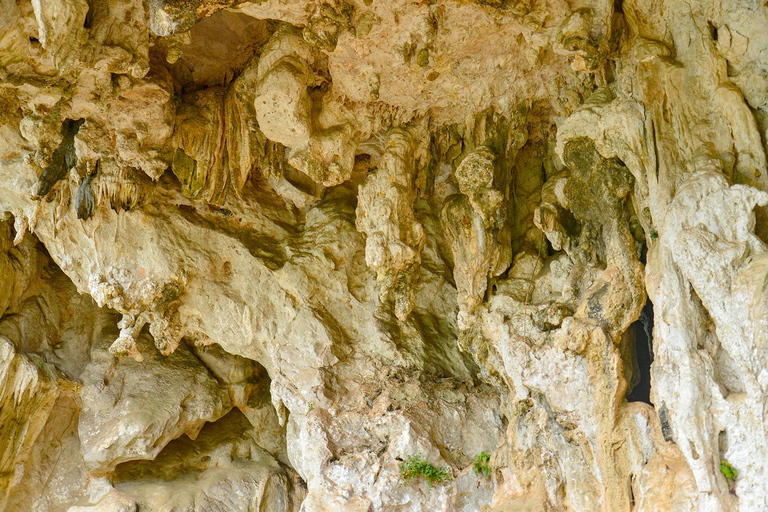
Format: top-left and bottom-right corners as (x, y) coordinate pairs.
(1, 0), (767, 510)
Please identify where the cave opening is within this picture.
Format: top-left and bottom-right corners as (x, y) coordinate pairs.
(626, 299), (654, 405)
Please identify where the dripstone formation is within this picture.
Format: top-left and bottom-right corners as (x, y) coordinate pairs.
(1, 0), (768, 510)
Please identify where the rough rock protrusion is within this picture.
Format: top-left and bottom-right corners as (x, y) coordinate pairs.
(79, 334), (233, 474)
(2, 0), (768, 510)
(443, 144), (514, 325)
(253, 25), (357, 187)
(356, 128), (425, 320)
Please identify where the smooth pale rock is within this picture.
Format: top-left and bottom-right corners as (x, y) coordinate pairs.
(1, 0), (768, 510)
(78, 334), (232, 473)
(112, 410), (305, 511)
(255, 62), (312, 148)
(67, 489), (137, 512)
(253, 26), (313, 149)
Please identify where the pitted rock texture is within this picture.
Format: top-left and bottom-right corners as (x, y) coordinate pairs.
(1, 0), (768, 510)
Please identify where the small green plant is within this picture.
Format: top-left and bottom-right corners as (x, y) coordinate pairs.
(649, 229), (659, 240)
(400, 455), (451, 487)
(473, 452), (491, 479)
(720, 460), (738, 480)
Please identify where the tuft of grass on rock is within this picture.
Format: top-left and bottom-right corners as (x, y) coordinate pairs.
(720, 460), (738, 480)
(400, 455), (451, 487)
(473, 451), (491, 479)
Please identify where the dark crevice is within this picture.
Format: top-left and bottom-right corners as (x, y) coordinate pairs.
(155, 10), (273, 94)
(708, 21), (718, 42)
(35, 118), (85, 197)
(639, 242), (648, 265)
(626, 299), (654, 405)
(84, 0), (94, 29)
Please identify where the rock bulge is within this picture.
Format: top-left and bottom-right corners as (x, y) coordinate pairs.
(1, 0), (768, 510)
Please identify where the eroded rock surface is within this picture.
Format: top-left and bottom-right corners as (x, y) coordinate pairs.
(1, 0), (768, 510)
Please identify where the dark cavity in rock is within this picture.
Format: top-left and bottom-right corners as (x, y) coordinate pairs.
(626, 299), (654, 405)
(35, 119), (85, 197)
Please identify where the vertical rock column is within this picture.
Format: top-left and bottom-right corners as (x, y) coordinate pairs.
(355, 128), (425, 321)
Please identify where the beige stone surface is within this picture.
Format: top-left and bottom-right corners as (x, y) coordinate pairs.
(1, 0), (768, 510)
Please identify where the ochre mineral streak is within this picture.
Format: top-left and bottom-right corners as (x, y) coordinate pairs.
(1, 0), (767, 510)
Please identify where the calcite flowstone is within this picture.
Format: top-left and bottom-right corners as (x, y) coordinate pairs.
(1, 0), (768, 510)
(0, 337), (81, 511)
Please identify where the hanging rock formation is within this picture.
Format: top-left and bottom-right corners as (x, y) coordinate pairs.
(1, 0), (768, 510)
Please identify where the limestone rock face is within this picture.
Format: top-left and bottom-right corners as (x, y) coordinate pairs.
(1, 0), (768, 510)
(78, 334), (233, 474)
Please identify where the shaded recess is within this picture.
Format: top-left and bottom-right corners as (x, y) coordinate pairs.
(112, 409), (277, 483)
(0, 223), (119, 512)
(0, 224), (115, 379)
(113, 408), (306, 510)
(626, 299), (654, 405)
(153, 10), (274, 93)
